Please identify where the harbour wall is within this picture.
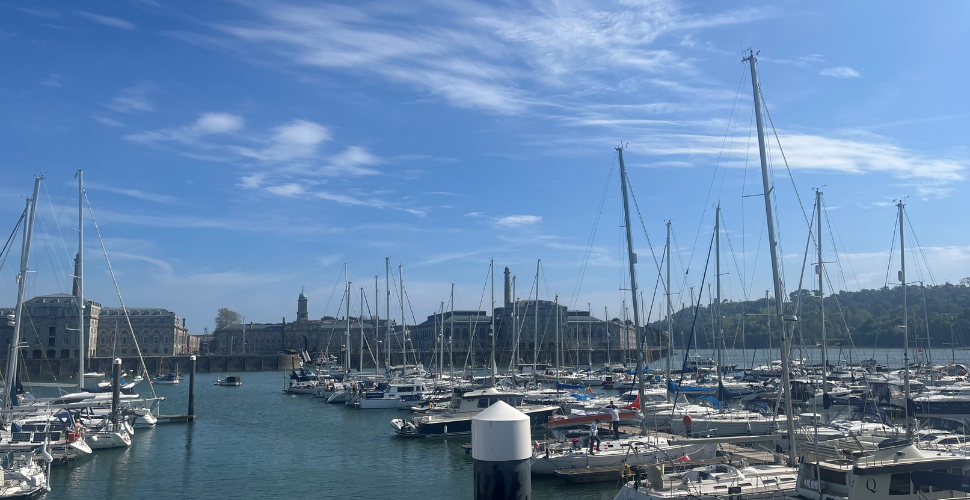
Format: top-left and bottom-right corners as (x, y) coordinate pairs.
(11, 354), (303, 381)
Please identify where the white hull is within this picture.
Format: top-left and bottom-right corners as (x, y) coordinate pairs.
(86, 430), (132, 449)
(669, 416), (776, 437)
(533, 442), (715, 475)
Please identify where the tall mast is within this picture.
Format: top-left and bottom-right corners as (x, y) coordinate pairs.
(490, 258), (496, 386)
(617, 146), (646, 435)
(605, 306), (610, 367)
(5, 177), (42, 414)
(385, 258), (390, 373)
(77, 169), (85, 391)
(817, 190), (828, 403)
(744, 49), (797, 463)
(450, 283), (454, 380)
(375, 275), (380, 374)
(666, 220), (673, 402)
(898, 201), (913, 440)
(439, 301), (445, 380)
(533, 259), (539, 381)
(554, 295), (560, 386)
(399, 264), (406, 378)
(588, 303), (593, 368)
(345, 271), (351, 374)
(715, 205), (723, 409)
(359, 287), (364, 373)
(921, 282), (933, 379)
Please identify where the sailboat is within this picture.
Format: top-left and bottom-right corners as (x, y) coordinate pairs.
(613, 49), (800, 499)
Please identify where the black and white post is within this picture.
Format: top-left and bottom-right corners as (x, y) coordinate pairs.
(471, 401), (531, 500)
(188, 355), (196, 421)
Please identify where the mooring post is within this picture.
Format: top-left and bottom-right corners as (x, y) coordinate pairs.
(471, 401), (531, 500)
(188, 355), (196, 421)
(111, 358), (121, 425)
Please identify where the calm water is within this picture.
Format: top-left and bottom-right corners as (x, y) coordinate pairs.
(41, 347), (964, 499)
(43, 371), (618, 500)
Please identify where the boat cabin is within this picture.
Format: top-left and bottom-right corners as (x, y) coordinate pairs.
(454, 388), (524, 412)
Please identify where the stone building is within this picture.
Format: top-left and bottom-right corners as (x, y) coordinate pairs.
(0, 293), (99, 360)
(0, 292), (189, 359)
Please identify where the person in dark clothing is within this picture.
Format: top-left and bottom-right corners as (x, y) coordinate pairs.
(588, 419), (601, 453)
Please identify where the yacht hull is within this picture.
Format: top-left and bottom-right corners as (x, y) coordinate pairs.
(532, 442), (715, 475)
(393, 406), (559, 438)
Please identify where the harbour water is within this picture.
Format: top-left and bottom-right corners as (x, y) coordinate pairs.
(42, 371), (619, 500)
(40, 348), (959, 499)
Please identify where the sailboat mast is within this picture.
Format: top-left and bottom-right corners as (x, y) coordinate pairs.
(533, 260), (539, 381)
(744, 49), (797, 464)
(617, 146), (646, 435)
(490, 258), (496, 386)
(375, 276), (380, 375)
(345, 278), (351, 374)
(77, 169), (85, 391)
(399, 265), (406, 378)
(449, 284), (455, 381)
(715, 205), (723, 408)
(385, 258), (390, 373)
(554, 295), (560, 386)
(817, 190), (827, 401)
(666, 220), (673, 402)
(898, 201), (913, 440)
(588, 303), (592, 368)
(359, 287), (364, 373)
(439, 302), (445, 380)
(605, 306), (610, 367)
(4, 177), (42, 415)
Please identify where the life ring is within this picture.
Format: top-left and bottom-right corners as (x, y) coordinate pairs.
(683, 415), (693, 427)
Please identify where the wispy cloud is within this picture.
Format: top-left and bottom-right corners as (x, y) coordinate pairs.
(126, 112), (244, 144)
(495, 215), (542, 227)
(92, 116), (124, 127)
(107, 81), (157, 113)
(77, 11), (135, 30)
(85, 183), (181, 205)
(172, 1), (762, 115)
(235, 119), (330, 162)
(17, 7), (59, 19)
(820, 66), (861, 78)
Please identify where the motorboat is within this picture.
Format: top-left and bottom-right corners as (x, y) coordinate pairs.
(152, 373), (181, 385)
(355, 381), (428, 410)
(532, 436), (716, 475)
(390, 387), (559, 437)
(283, 368), (319, 394)
(215, 375), (242, 387)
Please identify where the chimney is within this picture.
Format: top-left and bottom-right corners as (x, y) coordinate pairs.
(72, 253), (81, 298)
(504, 267), (512, 309)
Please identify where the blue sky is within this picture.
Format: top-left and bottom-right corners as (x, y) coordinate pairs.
(2, 1), (968, 333)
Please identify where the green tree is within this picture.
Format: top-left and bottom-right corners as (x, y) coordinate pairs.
(215, 308), (242, 330)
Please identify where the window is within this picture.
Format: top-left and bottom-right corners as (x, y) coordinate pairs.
(477, 398), (489, 408)
(122, 336), (127, 344)
(32, 350), (41, 359)
(48, 338), (56, 346)
(60, 349), (69, 359)
(122, 349), (128, 354)
(819, 468), (847, 485)
(49, 326), (56, 336)
(153, 347), (158, 353)
(46, 349), (55, 359)
(164, 336), (170, 343)
(100, 337), (105, 345)
(889, 472), (911, 495)
(164, 348), (169, 354)
(154, 337), (159, 344)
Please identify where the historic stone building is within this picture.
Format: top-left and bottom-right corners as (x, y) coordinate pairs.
(0, 292), (189, 360)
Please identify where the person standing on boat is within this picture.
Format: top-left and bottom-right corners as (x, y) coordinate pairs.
(607, 401), (620, 439)
(588, 419), (601, 453)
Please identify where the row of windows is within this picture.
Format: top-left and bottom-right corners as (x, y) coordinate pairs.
(31, 349), (79, 359)
(99, 347), (170, 354)
(99, 336), (171, 344)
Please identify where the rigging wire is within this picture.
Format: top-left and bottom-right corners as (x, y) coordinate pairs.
(569, 153), (617, 310)
(84, 190), (158, 401)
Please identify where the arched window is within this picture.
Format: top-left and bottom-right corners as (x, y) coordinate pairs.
(122, 336), (128, 344)
(100, 337), (105, 344)
(32, 350), (42, 359)
(463, 328), (469, 338)
(46, 349), (55, 359)
(60, 349), (69, 358)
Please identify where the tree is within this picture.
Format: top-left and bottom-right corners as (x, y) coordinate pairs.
(215, 308), (242, 330)
(960, 277), (970, 287)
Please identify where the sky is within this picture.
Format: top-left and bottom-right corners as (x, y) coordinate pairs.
(1, 1), (968, 333)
